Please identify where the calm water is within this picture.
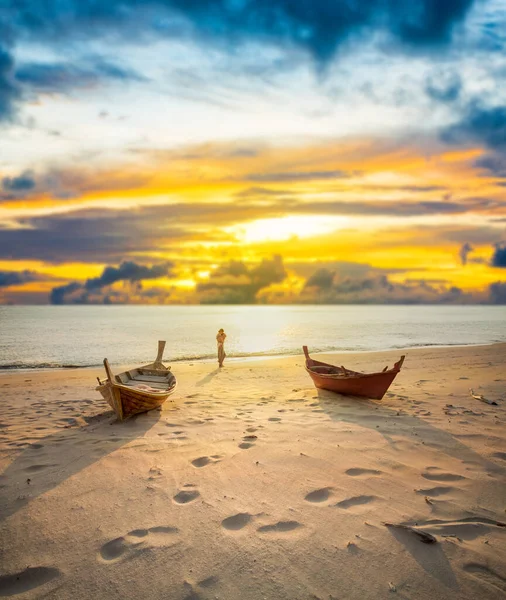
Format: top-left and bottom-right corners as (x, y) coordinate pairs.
(0, 305), (505, 370)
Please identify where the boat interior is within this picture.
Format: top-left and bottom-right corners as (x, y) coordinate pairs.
(114, 368), (176, 391)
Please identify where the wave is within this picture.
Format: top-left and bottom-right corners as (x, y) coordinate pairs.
(0, 339), (495, 372)
(0, 362), (87, 370)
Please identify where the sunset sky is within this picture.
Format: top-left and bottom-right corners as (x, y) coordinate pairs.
(1, 0), (506, 304)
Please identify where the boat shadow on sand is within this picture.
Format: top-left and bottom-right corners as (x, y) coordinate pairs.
(315, 388), (505, 590)
(0, 409), (160, 523)
(315, 388), (504, 475)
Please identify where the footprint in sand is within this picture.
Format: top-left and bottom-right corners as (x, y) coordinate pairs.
(99, 526), (180, 562)
(421, 471), (465, 482)
(191, 455), (222, 468)
(345, 468), (382, 477)
(268, 417), (282, 422)
(182, 576), (219, 600)
(335, 495), (377, 510)
(415, 486), (455, 497)
(305, 487), (333, 503)
(239, 434), (258, 449)
(24, 464), (57, 472)
(221, 513), (253, 531)
(257, 521), (302, 534)
(463, 563), (506, 593)
(245, 427), (257, 433)
(173, 487), (200, 504)
(0, 567), (61, 596)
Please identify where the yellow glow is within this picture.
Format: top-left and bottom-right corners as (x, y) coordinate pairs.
(228, 216), (349, 243)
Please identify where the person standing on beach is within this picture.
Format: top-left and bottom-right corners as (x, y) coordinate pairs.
(216, 328), (226, 367)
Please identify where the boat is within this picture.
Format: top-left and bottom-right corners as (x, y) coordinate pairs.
(96, 340), (177, 420)
(303, 346), (405, 400)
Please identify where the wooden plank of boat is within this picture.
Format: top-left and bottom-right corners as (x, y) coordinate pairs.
(303, 346), (405, 400)
(132, 374), (172, 383)
(95, 340), (177, 420)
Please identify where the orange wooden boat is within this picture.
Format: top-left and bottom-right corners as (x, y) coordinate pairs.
(303, 346), (405, 400)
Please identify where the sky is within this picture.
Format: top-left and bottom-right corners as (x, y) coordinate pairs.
(1, 0), (506, 304)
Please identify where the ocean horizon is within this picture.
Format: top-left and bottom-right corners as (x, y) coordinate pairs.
(1, 304), (505, 371)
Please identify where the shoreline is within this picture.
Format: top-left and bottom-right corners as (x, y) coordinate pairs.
(1, 340), (505, 374)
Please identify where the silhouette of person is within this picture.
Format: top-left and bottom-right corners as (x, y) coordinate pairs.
(216, 328), (226, 367)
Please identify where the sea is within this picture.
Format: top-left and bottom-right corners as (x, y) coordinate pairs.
(0, 305), (505, 371)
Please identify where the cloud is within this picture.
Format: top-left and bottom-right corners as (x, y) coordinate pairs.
(491, 243), (506, 267)
(425, 71), (462, 103)
(475, 154), (506, 179)
(49, 260), (174, 304)
(459, 242), (474, 265)
(304, 268), (335, 290)
(15, 60), (146, 94)
(2, 170), (36, 192)
(8, 1), (476, 62)
(442, 103), (506, 150)
(0, 203), (263, 262)
(0, 166), (150, 202)
(489, 281), (506, 303)
(292, 197), (505, 218)
(197, 255), (286, 304)
(0, 0), (478, 121)
(0, 46), (19, 121)
(245, 170), (354, 183)
(300, 272), (470, 304)
(84, 261), (173, 290)
(0, 269), (47, 288)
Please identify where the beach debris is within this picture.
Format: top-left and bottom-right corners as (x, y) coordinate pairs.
(424, 496), (433, 505)
(469, 389), (498, 405)
(388, 582), (397, 592)
(383, 522), (437, 544)
(26, 478), (31, 485)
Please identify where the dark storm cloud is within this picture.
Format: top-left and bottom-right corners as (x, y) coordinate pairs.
(50, 260), (173, 304)
(474, 154), (506, 179)
(489, 281), (506, 303)
(300, 272), (471, 304)
(491, 243), (506, 267)
(0, 0), (477, 120)
(0, 45), (19, 120)
(2, 171), (36, 192)
(85, 261), (173, 290)
(0, 269), (47, 287)
(8, 1), (476, 59)
(442, 103), (506, 150)
(197, 255), (286, 304)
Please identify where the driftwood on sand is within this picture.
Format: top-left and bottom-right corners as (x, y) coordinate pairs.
(383, 522), (438, 544)
(469, 389), (498, 406)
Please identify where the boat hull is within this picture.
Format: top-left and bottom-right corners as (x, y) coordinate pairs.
(97, 379), (175, 420)
(303, 346), (404, 400)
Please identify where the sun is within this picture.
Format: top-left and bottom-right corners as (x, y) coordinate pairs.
(227, 215), (349, 243)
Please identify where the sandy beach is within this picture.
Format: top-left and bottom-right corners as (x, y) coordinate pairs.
(1, 344), (505, 600)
